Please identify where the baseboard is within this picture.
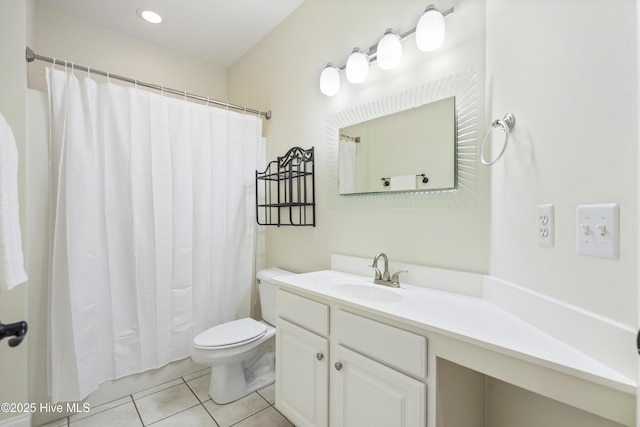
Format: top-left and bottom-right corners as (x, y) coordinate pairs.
(0, 414), (30, 427)
(483, 275), (636, 380)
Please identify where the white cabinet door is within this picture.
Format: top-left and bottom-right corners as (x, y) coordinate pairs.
(276, 318), (328, 427)
(331, 345), (426, 427)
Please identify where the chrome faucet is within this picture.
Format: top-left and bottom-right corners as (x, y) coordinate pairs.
(371, 252), (406, 288)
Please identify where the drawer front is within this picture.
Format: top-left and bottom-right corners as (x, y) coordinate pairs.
(277, 289), (329, 337)
(334, 309), (427, 378)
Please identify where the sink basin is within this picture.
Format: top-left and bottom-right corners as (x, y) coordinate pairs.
(329, 283), (403, 302)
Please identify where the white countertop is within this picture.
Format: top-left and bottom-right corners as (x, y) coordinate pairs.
(274, 269), (635, 394)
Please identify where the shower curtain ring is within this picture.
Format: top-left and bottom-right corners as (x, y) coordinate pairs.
(87, 66), (91, 79)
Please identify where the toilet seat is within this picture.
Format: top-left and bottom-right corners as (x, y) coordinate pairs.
(193, 318), (268, 349)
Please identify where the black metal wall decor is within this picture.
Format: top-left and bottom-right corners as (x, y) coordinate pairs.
(256, 146), (315, 227)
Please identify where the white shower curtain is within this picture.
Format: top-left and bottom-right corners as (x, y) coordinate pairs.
(47, 67), (263, 402)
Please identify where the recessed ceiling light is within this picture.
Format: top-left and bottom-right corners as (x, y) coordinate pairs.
(136, 8), (163, 24)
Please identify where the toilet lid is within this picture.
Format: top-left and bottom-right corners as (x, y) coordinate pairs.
(193, 318), (268, 349)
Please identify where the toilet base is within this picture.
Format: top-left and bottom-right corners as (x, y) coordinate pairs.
(210, 364), (275, 404)
(205, 334), (276, 404)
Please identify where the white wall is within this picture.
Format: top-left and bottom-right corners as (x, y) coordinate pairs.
(487, 0), (637, 334)
(228, 0), (490, 275)
(0, 1), (30, 425)
(29, 5), (228, 100)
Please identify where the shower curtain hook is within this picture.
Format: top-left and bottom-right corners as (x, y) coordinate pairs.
(134, 79), (138, 90)
(184, 91), (187, 102)
(225, 101), (230, 111)
(161, 85), (164, 97)
(52, 58), (56, 70)
(243, 106), (247, 116)
(107, 72), (110, 84)
(87, 66), (91, 80)
(206, 97), (210, 107)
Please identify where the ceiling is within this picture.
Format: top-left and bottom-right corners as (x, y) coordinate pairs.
(35, 0), (304, 69)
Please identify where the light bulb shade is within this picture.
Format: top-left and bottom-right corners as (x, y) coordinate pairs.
(345, 48), (369, 84)
(319, 63), (341, 96)
(416, 8), (445, 52)
(377, 30), (402, 70)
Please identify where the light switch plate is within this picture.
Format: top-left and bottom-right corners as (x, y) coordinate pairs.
(576, 203), (619, 259)
(536, 204), (554, 247)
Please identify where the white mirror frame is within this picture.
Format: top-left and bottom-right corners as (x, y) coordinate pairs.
(327, 69), (478, 210)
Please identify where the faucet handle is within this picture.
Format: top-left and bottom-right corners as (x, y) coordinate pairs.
(369, 265), (382, 280)
(391, 270), (408, 285)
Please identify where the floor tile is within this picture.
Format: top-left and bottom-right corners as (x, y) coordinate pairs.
(183, 367), (211, 382)
(203, 393), (269, 427)
(69, 396), (131, 423)
(132, 379), (184, 400)
(147, 405), (218, 427)
(37, 418), (69, 427)
(233, 407), (295, 427)
(257, 383), (275, 405)
(134, 383), (200, 425)
(186, 373), (212, 402)
(69, 401), (142, 427)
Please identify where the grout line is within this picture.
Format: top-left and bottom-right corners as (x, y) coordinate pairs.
(143, 403), (202, 426)
(130, 394), (145, 426)
(228, 405), (273, 427)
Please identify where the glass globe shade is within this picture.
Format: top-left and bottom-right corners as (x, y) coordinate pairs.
(345, 48), (369, 84)
(319, 63), (341, 96)
(416, 8), (445, 52)
(377, 30), (402, 70)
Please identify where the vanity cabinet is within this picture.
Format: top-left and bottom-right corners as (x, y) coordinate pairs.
(276, 289), (427, 427)
(276, 290), (330, 427)
(330, 345), (425, 427)
(276, 318), (328, 427)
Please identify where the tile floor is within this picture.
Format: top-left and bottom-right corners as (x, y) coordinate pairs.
(38, 369), (294, 427)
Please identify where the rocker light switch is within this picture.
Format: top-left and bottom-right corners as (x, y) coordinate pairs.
(576, 203), (619, 259)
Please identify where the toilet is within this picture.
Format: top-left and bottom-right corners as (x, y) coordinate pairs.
(190, 267), (293, 404)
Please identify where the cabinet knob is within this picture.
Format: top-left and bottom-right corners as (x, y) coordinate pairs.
(334, 362), (343, 371)
(316, 353), (324, 361)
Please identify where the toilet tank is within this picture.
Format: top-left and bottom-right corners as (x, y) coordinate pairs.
(257, 267), (294, 326)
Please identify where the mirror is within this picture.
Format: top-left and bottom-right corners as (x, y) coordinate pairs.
(326, 69), (478, 210)
(339, 96), (456, 194)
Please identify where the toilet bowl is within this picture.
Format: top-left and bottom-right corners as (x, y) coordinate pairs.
(190, 267), (293, 404)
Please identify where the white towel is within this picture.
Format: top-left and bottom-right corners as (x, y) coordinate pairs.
(0, 112), (27, 292)
(390, 174), (416, 191)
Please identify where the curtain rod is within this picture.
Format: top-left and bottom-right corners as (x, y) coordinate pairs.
(25, 47), (272, 120)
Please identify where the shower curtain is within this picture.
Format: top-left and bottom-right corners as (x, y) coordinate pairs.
(47, 67), (263, 402)
(339, 138), (357, 194)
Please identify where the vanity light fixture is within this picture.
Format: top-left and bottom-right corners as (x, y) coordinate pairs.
(137, 8), (163, 24)
(345, 48), (370, 84)
(319, 4), (453, 96)
(319, 63), (341, 97)
(416, 6), (446, 51)
(377, 29), (403, 70)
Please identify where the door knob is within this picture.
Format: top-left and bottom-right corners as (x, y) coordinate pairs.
(335, 362), (343, 371)
(316, 353), (324, 361)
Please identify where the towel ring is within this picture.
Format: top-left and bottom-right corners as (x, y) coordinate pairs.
(480, 113), (516, 166)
